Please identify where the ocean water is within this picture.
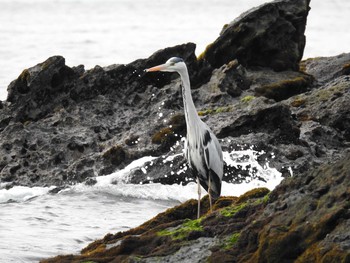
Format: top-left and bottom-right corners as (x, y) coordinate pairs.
(0, 0), (348, 262)
(0, 0), (349, 100)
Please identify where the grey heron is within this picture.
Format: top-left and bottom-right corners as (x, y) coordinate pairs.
(146, 57), (224, 218)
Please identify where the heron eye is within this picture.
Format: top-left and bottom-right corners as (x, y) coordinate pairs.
(170, 62), (175, 66)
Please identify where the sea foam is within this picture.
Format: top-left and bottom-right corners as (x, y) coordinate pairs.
(0, 149), (283, 204)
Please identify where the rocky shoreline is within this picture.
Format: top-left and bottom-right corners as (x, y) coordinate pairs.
(42, 154), (350, 262)
(1, 0), (350, 261)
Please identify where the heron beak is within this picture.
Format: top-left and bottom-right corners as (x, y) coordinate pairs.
(145, 64), (167, 72)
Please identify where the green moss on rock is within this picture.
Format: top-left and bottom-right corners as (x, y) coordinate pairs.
(19, 69), (30, 83)
(291, 96), (307, 107)
(236, 187), (270, 204)
(198, 106), (233, 116)
(157, 218), (203, 240)
(197, 43), (214, 61)
(224, 232), (241, 249)
(81, 243), (106, 257)
(220, 202), (247, 217)
(255, 75), (313, 101)
(240, 95), (255, 104)
(299, 57), (320, 73)
(315, 84), (347, 102)
(102, 145), (126, 166)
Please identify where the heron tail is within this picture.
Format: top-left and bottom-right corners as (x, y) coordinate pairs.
(199, 170), (222, 200)
(210, 170), (222, 199)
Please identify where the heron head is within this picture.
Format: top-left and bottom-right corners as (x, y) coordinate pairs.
(145, 57), (186, 73)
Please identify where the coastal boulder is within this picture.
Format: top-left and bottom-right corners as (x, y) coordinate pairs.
(7, 56), (79, 122)
(201, 0), (311, 71)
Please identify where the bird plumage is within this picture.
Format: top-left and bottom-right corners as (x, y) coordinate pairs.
(185, 122), (223, 199)
(146, 57), (224, 217)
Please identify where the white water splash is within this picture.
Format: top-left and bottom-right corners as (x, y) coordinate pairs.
(94, 156), (157, 185)
(0, 186), (56, 203)
(0, 149), (283, 204)
(223, 149), (281, 182)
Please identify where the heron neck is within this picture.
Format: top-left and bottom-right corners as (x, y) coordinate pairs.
(178, 68), (201, 129)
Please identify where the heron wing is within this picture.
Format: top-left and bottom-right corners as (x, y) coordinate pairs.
(201, 128), (223, 198)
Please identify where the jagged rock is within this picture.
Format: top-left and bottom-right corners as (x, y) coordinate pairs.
(215, 99), (300, 144)
(250, 69), (314, 101)
(300, 53), (350, 84)
(7, 56), (79, 122)
(1, 49), (348, 186)
(291, 76), (350, 139)
(201, 0), (311, 71)
(0, 43), (200, 186)
(215, 60), (251, 98)
(249, 152), (350, 262)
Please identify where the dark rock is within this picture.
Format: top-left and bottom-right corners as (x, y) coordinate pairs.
(7, 56), (79, 122)
(216, 60), (251, 97)
(216, 100), (300, 145)
(254, 72), (314, 101)
(128, 153), (192, 185)
(150, 113), (187, 153)
(48, 187), (64, 194)
(300, 53), (350, 84)
(102, 145), (127, 167)
(201, 0), (310, 71)
(287, 75), (350, 141)
(0, 43), (201, 187)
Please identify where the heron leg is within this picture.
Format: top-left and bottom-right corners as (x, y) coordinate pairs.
(208, 176), (213, 213)
(197, 177), (201, 219)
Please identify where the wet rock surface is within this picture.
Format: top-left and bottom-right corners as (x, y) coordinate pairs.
(1, 0), (350, 261)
